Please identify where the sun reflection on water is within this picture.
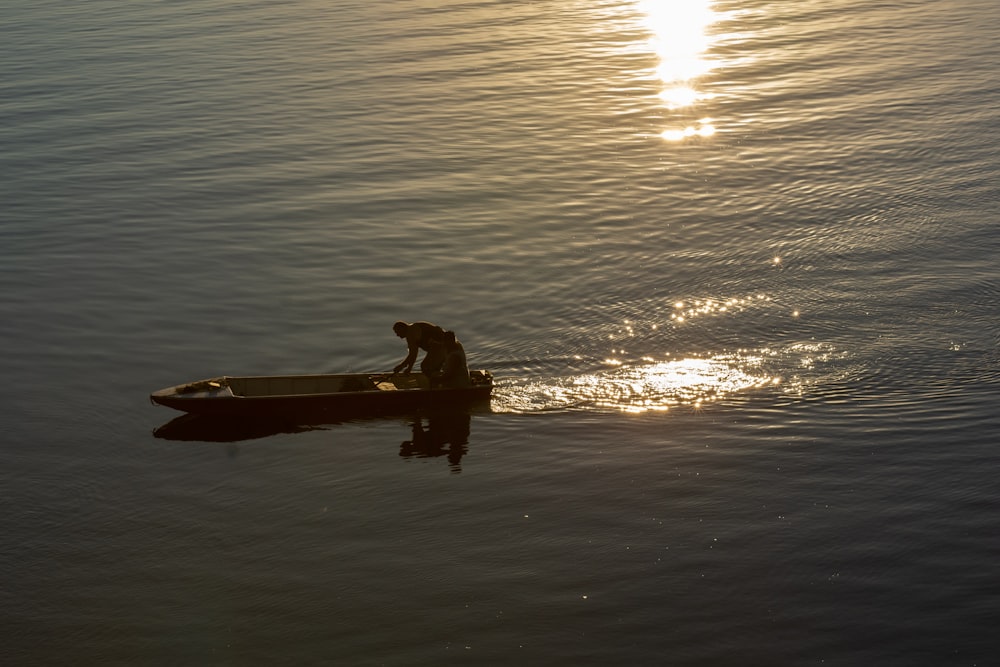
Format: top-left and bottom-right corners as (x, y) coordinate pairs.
(494, 352), (786, 415)
(637, 0), (720, 141)
(577, 356), (778, 413)
(671, 294), (772, 323)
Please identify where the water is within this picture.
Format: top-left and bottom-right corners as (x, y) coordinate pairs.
(2, 0), (998, 664)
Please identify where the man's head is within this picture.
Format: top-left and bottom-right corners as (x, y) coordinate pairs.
(393, 321), (409, 338)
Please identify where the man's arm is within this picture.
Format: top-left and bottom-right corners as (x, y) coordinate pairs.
(394, 333), (420, 373)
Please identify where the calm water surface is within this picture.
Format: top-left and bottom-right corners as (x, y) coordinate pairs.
(2, 0), (999, 664)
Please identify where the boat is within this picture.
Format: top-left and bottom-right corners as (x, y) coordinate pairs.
(150, 370), (493, 419)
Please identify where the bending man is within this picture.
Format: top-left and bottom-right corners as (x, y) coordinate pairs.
(392, 321), (448, 375)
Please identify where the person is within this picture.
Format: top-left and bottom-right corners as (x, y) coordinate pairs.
(392, 321), (448, 375)
(435, 330), (472, 388)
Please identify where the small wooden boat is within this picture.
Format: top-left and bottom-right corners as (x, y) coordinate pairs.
(150, 370), (493, 419)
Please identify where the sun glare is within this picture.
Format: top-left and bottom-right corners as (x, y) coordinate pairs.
(499, 356), (776, 414)
(637, 0), (720, 141)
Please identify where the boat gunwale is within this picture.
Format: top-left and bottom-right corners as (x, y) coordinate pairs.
(151, 371), (493, 402)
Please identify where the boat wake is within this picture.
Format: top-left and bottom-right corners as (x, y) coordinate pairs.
(489, 342), (852, 414)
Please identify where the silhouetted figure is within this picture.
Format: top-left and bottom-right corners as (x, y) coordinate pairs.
(392, 321), (448, 375)
(434, 330), (471, 389)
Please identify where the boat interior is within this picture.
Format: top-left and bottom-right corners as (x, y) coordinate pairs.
(226, 373), (432, 397)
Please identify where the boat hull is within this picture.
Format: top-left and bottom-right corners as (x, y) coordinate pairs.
(150, 371), (493, 419)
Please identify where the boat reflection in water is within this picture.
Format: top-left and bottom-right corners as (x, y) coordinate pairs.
(152, 412), (331, 443)
(153, 407), (477, 472)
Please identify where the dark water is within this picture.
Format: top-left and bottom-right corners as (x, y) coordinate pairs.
(2, 0), (999, 664)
